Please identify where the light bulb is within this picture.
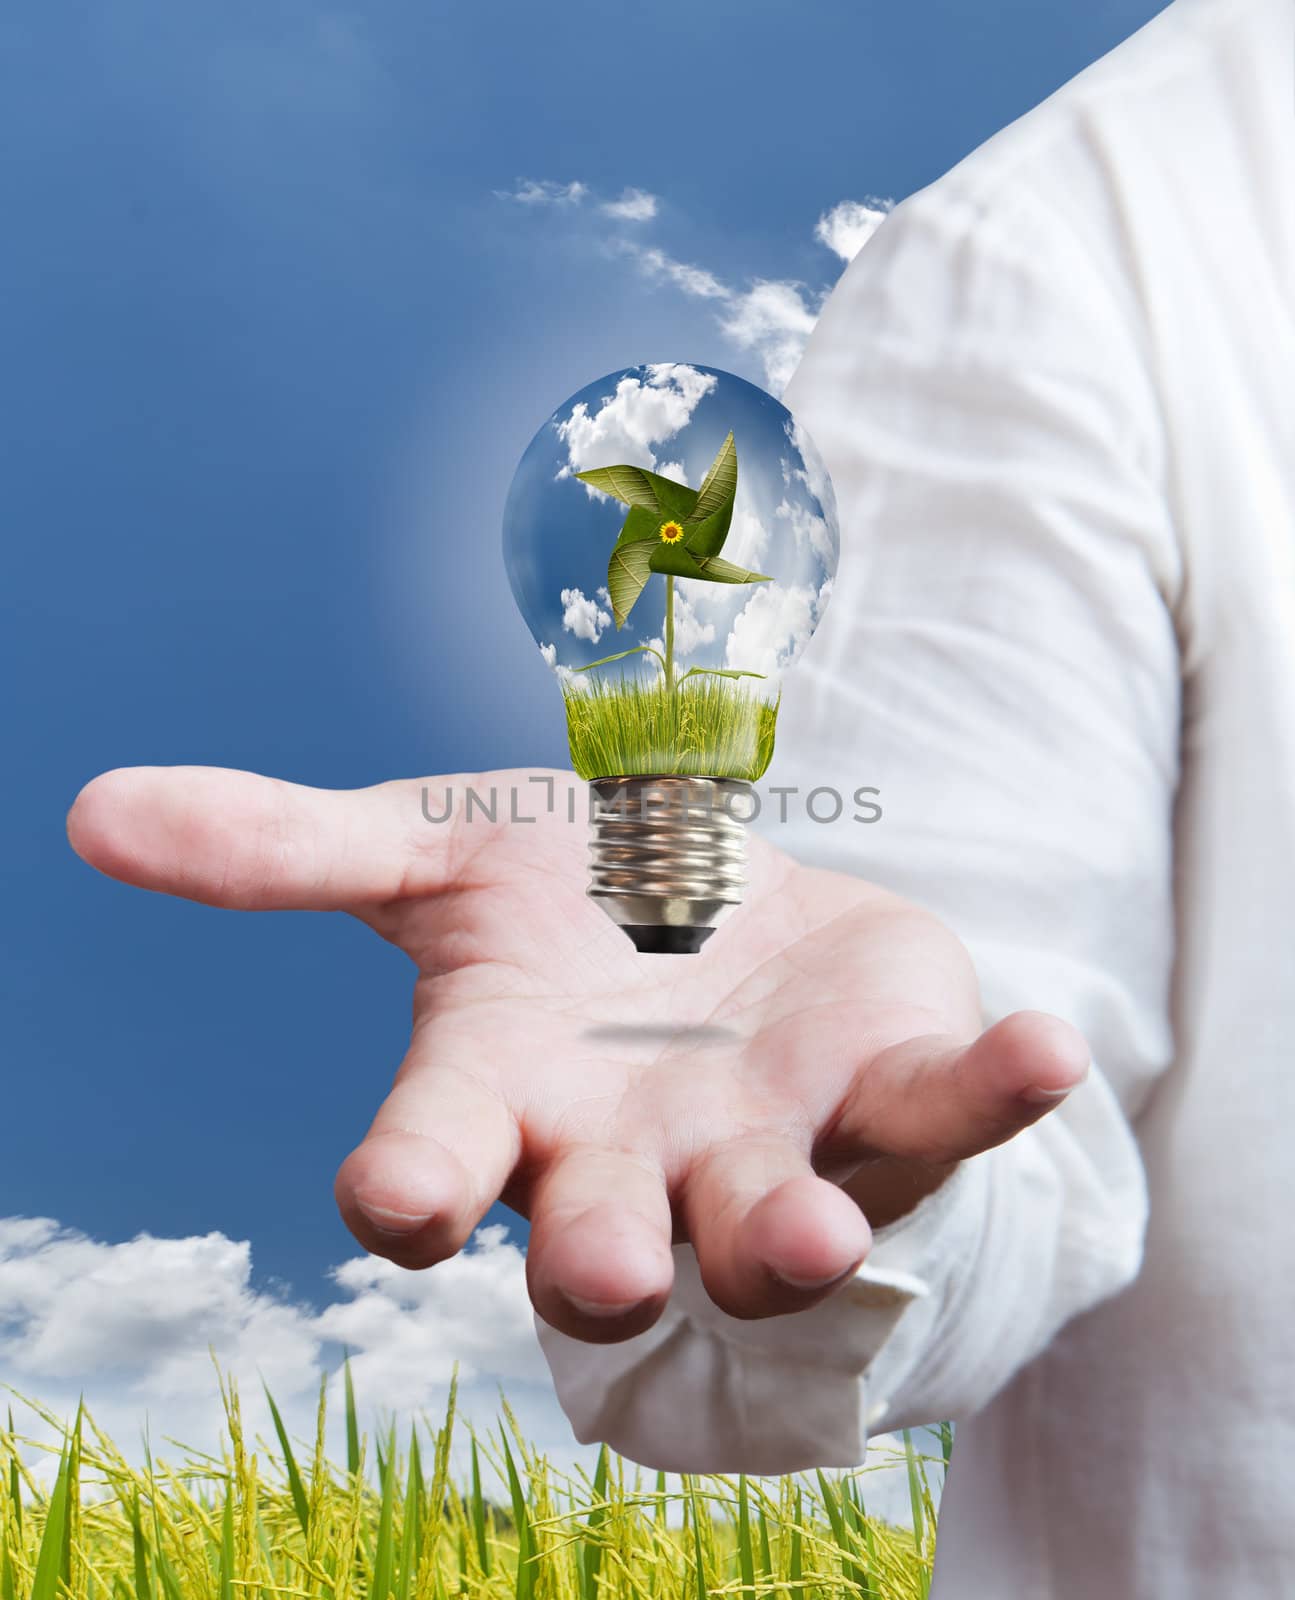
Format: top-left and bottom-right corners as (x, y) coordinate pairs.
(503, 361), (839, 953)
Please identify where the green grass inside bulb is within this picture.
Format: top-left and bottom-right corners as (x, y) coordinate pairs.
(564, 673), (780, 781)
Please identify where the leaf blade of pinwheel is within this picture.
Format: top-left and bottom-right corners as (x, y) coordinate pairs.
(575, 465), (697, 519)
(649, 544), (770, 585)
(687, 430), (736, 526)
(613, 503), (665, 545)
(607, 538), (655, 626)
(573, 464), (659, 509)
(681, 492), (735, 559)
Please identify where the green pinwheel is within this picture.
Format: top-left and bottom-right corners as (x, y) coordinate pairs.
(573, 431), (770, 692)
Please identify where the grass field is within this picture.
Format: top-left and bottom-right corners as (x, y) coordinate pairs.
(0, 1368), (948, 1600)
(564, 676), (780, 782)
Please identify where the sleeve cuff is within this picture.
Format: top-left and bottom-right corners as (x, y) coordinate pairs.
(535, 1236), (933, 1475)
(860, 1157), (978, 1277)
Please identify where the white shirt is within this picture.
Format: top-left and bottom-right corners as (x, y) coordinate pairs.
(537, 0), (1295, 1592)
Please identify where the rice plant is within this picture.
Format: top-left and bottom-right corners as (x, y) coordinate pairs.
(0, 1368), (945, 1600)
(561, 430), (780, 781)
(564, 675), (780, 781)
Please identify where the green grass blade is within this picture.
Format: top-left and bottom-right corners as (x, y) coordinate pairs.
(687, 1480), (708, 1600)
(343, 1358), (361, 1481)
(128, 1490), (152, 1600)
(469, 1437), (491, 1577)
(397, 1426), (424, 1600)
(903, 1429), (927, 1550)
(813, 1471), (845, 1549)
(500, 1433), (533, 1600)
(578, 1444), (608, 1600)
(263, 1384), (310, 1539)
(757, 1505), (773, 1600)
(147, 1498), (184, 1600)
(736, 1476), (755, 1599)
(7, 1409), (20, 1541)
(788, 1489), (803, 1595)
(30, 1441), (71, 1600)
(371, 1427), (398, 1600)
(62, 1405), (82, 1596)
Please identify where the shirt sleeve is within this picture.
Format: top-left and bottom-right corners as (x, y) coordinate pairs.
(536, 162), (1182, 1473)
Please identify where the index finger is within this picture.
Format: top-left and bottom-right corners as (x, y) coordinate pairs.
(66, 764), (557, 911)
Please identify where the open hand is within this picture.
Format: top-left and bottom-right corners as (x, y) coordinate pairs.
(67, 765), (1088, 1343)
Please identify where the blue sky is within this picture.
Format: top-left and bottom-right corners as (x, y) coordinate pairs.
(0, 0), (1170, 1477)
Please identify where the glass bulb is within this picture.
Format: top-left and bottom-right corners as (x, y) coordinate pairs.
(503, 361), (838, 953)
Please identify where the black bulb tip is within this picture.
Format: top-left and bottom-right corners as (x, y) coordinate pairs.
(621, 924), (716, 955)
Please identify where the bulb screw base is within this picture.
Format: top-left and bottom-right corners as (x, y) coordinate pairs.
(587, 775), (753, 954)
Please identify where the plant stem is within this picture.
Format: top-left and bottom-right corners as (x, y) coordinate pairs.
(664, 576), (675, 695)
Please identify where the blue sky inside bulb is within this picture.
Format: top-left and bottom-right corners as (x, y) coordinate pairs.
(503, 362), (839, 687)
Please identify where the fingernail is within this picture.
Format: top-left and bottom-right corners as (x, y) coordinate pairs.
(356, 1200), (434, 1236)
(1020, 1083), (1076, 1105)
(771, 1261), (860, 1293)
(564, 1291), (646, 1319)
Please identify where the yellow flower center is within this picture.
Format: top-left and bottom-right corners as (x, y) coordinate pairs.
(659, 520), (684, 544)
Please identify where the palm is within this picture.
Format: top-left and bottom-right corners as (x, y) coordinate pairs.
(368, 784), (969, 1186)
(68, 763), (1087, 1339)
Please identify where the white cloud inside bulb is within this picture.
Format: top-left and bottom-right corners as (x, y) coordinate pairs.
(774, 498), (835, 569)
(538, 641), (592, 693)
(720, 505), (771, 572)
(723, 578), (834, 678)
(782, 419), (837, 539)
(560, 586), (611, 643)
(554, 365), (716, 494)
(639, 587), (717, 668)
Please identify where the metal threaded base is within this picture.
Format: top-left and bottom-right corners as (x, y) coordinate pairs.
(588, 776), (752, 954)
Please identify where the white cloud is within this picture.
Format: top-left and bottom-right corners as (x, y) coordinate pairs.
(783, 418), (834, 513)
(657, 461), (686, 484)
(496, 180), (659, 221)
(539, 641), (591, 694)
(560, 586), (611, 643)
(497, 178), (588, 206)
(774, 497), (835, 568)
(640, 588), (717, 666)
(814, 197), (893, 261)
(316, 1227), (547, 1407)
(504, 178), (894, 393)
(721, 505), (771, 572)
(613, 243), (816, 393)
(601, 187), (658, 222)
(717, 280), (822, 395)
(555, 365), (717, 485)
(0, 1215), (572, 1484)
(622, 243), (728, 301)
(723, 579), (832, 677)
